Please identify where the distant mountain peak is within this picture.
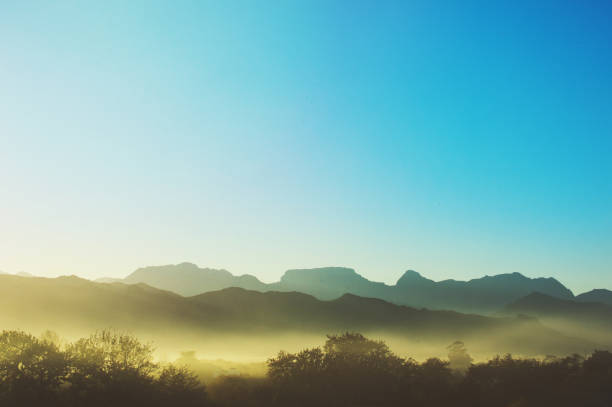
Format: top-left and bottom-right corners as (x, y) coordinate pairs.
(175, 262), (199, 270)
(123, 263), (266, 297)
(396, 270), (433, 286)
(280, 267), (361, 283)
(576, 288), (612, 306)
(282, 266), (357, 276)
(107, 262), (580, 314)
(129, 263), (232, 278)
(479, 272), (527, 281)
(588, 288), (611, 293)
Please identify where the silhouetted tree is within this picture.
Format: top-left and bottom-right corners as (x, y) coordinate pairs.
(65, 330), (157, 405)
(447, 341), (473, 372)
(582, 350), (612, 406)
(2, 329), (612, 407)
(157, 365), (208, 407)
(267, 332), (407, 406)
(0, 330), (68, 406)
(412, 357), (455, 406)
(0, 329), (217, 407)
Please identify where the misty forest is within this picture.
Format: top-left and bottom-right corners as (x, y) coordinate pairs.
(1, 266), (612, 406)
(1, 329), (612, 407)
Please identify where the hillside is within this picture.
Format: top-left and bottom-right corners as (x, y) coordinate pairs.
(501, 292), (612, 343)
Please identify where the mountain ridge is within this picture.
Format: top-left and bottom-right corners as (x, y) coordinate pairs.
(104, 263), (580, 314)
(0, 274), (597, 357)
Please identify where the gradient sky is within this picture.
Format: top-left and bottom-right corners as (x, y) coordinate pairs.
(1, 1), (610, 293)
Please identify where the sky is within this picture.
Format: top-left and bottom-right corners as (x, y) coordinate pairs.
(1, 0), (610, 293)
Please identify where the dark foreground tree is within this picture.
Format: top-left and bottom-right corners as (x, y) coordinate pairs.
(0, 330), (69, 406)
(266, 332), (452, 406)
(65, 330), (158, 406)
(0, 329), (210, 407)
(157, 365), (208, 407)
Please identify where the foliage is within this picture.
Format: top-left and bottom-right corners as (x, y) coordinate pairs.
(0, 331), (69, 406)
(1, 329), (612, 407)
(0, 329), (209, 407)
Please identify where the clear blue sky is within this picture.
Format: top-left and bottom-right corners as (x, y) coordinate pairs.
(1, 0), (610, 293)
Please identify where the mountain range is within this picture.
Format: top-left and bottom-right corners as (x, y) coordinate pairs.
(0, 273), (596, 357)
(102, 262), (577, 314)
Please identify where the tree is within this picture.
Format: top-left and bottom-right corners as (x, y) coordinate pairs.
(582, 350), (612, 405)
(267, 348), (325, 382)
(447, 341), (473, 372)
(66, 330), (158, 405)
(157, 365), (209, 407)
(0, 330), (68, 406)
(267, 333), (406, 406)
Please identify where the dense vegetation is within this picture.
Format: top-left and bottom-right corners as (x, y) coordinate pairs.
(1, 330), (611, 407)
(0, 330), (207, 407)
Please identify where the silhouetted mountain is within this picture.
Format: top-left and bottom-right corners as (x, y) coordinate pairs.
(109, 263), (575, 314)
(123, 262), (267, 296)
(396, 269), (436, 286)
(269, 267), (391, 301)
(0, 274), (594, 356)
(392, 271), (574, 313)
(576, 289), (612, 306)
